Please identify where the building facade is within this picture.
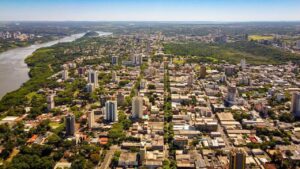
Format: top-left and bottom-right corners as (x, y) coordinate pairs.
(65, 114), (75, 137)
(105, 100), (118, 122)
(132, 96), (143, 118)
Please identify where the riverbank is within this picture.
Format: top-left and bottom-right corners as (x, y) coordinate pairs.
(0, 31), (112, 113)
(0, 36), (61, 54)
(0, 33), (85, 99)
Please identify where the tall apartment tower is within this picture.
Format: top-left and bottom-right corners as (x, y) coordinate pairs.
(132, 54), (143, 66)
(229, 149), (246, 169)
(132, 96), (143, 119)
(47, 94), (55, 111)
(88, 69), (98, 88)
(240, 59), (246, 70)
(225, 66), (236, 76)
(78, 67), (86, 76)
(187, 73), (194, 87)
(105, 100), (118, 122)
(200, 65), (206, 79)
(291, 92), (300, 117)
(112, 71), (119, 82)
(225, 85), (237, 107)
(117, 91), (125, 106)
(111, 56), (119, 65)
(88, 111), (95, 129)
(62, 69), (69, 81)
(65, 114), (75, 137)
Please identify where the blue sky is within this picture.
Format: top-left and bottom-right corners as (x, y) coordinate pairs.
(0, 0), (300, 21)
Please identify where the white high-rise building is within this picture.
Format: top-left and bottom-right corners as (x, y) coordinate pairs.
(291, 92), (300, 117)
(47, 94), (55, 111)
(240, 59), (246, 70)
(62, 69), (69, 81)
(131, 54), (143, 66)
(86, 83), (95, 93)
(132, 96), (143, 119)
(88, 70), (98, 88)
(112, 71), (119, 82)
(105, 100), (118, 122)
(88, 111), (95, 129)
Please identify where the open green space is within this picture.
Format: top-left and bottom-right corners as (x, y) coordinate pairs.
(248, 35), (274, 41)
(164, 41), (300, 65)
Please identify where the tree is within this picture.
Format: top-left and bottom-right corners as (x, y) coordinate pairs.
(47, 133), (62, 147)
(90, 153), (100, 164)
(108, 123), (125, 144)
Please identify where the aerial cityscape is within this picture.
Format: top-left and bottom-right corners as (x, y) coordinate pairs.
(1, 0), (300, 169)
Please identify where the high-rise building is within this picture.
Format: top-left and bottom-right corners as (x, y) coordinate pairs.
(88, 111), (95, 129)
(112, 71), (119, 82)
(240, 59), (246, 70)
(132, 96), (143, 119)
(225, 85), (237, 106)
(131, 54), (143, 66)
(291, 92), (300, 117)
(88, 69), (98, 88)
(86, 83), (95, 93)
(229, 149), (246, 169)
(117, 91), (125, 106)
(105, 100), (118, 122)
(65, 114), (75, 137)
(62, 69), (69, 81)
(47, 94), (55, 111)
(100, 95), (107, 108)
(78, 67), (86, 76)
(187, 73), (194, 87)
(111, 56), (119, 65)
(225, 66), (236, 76)
(200, 65), (206, 79)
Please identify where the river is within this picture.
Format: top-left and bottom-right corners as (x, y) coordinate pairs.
(0, 31), (111, 99)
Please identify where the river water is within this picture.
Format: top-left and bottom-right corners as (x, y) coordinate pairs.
(0, 31), (111, 99)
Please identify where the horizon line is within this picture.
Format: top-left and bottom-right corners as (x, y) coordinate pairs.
(1, 20), (300, 23)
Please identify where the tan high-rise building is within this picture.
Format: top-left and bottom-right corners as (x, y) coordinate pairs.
(200, 65), (206, 79)
(47, 94), (55, 111)
(132, 96), (143, 119)
(88, 111), (95, 129)
(117, 91), (125, 106)
(187, 73), (194, 87)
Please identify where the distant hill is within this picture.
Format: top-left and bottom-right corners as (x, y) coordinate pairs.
(84, 31), (99, 37)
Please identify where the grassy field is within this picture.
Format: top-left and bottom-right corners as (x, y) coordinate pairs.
(49, 122), (62, 129)
(248, 35), (274, 41)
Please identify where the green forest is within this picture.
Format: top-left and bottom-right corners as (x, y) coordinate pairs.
(164, 41), (300, 65)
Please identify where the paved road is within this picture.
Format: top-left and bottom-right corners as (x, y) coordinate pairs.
(98, 145), (119, 169)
